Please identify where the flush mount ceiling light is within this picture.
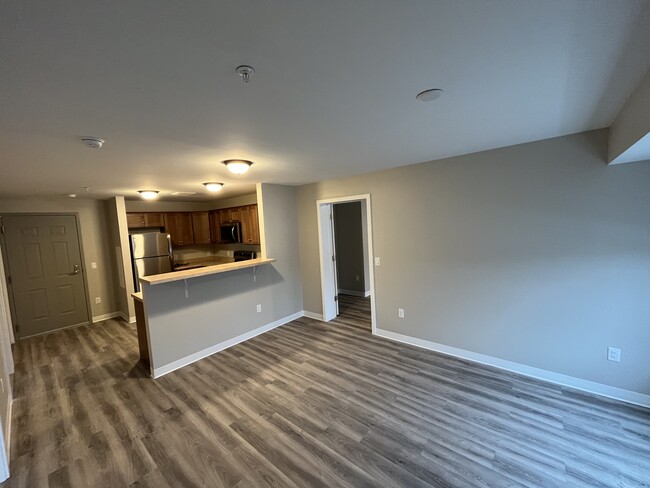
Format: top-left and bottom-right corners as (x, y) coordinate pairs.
(138, 190), (159, 200)
(236, 65), (255, 83)
(416, 88), (443, 102)
(223, 159), (253, 174)
(81, 137), (105, 149)
(203, 182), (224, 192)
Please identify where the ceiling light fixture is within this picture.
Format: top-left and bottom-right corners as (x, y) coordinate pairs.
(81, 137), (105, 149)
(203, 182), (224, 192)
(416, 88), (443, 102)
(236, 65), (255, 83)
(223, 159), (253, 174)
(138, 190), (159, 200)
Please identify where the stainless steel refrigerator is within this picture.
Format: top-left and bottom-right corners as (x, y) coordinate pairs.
(130, 232), (172, 292)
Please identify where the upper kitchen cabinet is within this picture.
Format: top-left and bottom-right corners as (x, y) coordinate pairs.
(241, 205), (260, 244)
(221, 207), (242, 223)
(209, 210), (222, 243)
(127, 212), (165, 229)
(164, 213), (194, 246)
(191, 212), (212, 245)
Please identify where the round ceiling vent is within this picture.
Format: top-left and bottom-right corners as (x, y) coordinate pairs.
(416, 89), (443, 102)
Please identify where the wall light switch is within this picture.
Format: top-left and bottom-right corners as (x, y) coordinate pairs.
(398, 308), (405, 318)
(374, 257), (381, 266)
(91, 262), (97, 269)
(256, 304), (262, 313)
(95, 297), (101, 304)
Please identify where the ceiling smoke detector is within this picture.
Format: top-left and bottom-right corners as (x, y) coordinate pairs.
(81, 137), (104, 149)
(236, 65), (255, 83)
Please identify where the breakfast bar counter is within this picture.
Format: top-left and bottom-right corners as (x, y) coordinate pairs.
(140, 258), (275, 286)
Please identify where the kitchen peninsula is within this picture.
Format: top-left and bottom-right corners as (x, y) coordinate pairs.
(132, 256), (276, 376)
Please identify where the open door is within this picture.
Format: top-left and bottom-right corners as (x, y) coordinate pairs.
(317, 195), (377, 332)
(318, 204), (338, 320)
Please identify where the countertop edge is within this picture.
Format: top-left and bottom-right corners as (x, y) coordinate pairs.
(140, 258), (276, 286)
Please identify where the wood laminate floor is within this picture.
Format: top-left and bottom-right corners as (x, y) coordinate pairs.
(3, 295), (650, 487)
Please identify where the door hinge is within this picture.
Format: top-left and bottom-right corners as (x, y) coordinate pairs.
(334, 295), (338, 302)
(331, 255), (335, 262)
(14, 323), (19, 335)
(0, 225), (4, 235)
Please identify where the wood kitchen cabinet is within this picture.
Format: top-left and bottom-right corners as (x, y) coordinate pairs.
(241, 205), (260, 244)
(209, 210), (222, 243)
(126, 212), (165, 228)
(221, 207), (241, 223)
(191, 212), (212, 244)
(164, 213), (194, 246)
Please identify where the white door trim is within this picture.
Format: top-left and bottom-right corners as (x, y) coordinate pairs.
(316, 194), (377, 333)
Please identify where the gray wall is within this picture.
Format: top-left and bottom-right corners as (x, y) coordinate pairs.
(105, 197), (135, 321)
(334, 202), (366, 294)
(143, 184), (302, 371)
(296, 129), (650, 395)
(0, 197), (118, 320)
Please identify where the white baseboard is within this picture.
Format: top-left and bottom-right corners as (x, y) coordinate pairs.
(118, 312), (136, 324)
(303, 311), (324, 321)
(152, 311), (304, 378)
(92, 312), (122, 323)
(0, 396), (11, 482)
(375, 328), (650, 409)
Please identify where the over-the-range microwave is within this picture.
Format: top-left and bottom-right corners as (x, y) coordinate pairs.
(220, 222), (242, 243)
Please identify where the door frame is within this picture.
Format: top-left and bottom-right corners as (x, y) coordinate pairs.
(0, 213), (92, 338)
(316, 194), (377, 333)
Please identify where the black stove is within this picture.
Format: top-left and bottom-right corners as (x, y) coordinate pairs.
(234, 251), (256, 262)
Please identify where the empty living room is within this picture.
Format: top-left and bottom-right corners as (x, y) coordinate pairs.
(0, 1), (649, 487)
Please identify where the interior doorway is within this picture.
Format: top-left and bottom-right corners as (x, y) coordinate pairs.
(317, 194), (376, 333)
(1, 214), (91, 338)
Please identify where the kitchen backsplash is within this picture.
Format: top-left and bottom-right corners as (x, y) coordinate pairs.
(173, 243), (261, 262)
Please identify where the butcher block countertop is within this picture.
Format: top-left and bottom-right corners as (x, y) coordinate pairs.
(139, 258), (275, 286)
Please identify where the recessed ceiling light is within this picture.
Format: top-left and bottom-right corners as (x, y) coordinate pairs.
(203, 182), (224, 192)
(416, 88), (443, 102)
(81, 137), (104, 149)
(224, 159), (253, 174)
(138, 190), (159, 200)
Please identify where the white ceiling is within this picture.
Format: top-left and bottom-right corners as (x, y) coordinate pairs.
(1, 0), (649, 200)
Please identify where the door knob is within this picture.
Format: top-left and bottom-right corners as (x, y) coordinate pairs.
(72, 264), (81, 274)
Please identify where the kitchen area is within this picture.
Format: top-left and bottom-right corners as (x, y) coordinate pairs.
(118, 187), (300, 379)
(127, 195), (262, 291)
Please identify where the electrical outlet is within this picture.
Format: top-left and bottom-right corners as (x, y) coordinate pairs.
(91, 262), (97, 269)
(95, 297), (101, 304)
(398, 308), (405, 318)
(375, 257), (381, 266)
(256, 304), (262, 313)
(607, 347), (621, 362)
